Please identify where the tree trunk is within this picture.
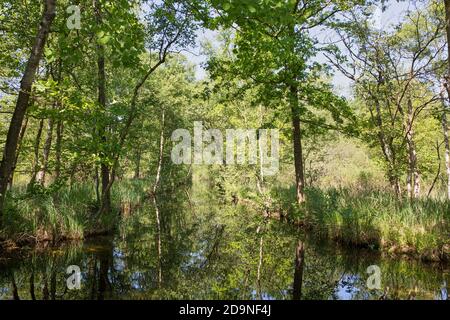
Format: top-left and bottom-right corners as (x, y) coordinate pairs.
(371, 99), (401, 198)
(387, 172), (401, 198)
(152, 111), (165, 287)
(29, 119), (45, 186)
(95, 0), (111, 214)
(406, 98), (420, 199)
(289, 84), (306, 204)
(54, 120), (63, 180)
(0, 0), (56, 221)
(153, 111), (165, 195)
(443, 0), (450, 200)
(256, 234), (264, 300)
(97, 255), (109, 300)
(29, 271), (36, 300)
(8, 117), (29, 189)
(89, 257), (98, 300)
(11, 272), (20, 300)
(42, 272), (49, 300)
(97, 244), (112, 300)
(134, 148), (141, 179)
(443, 109), (450, 200)
(36, 115), (54, 185)
(293, 241), (305, 300)
(50, 268), (57, 300)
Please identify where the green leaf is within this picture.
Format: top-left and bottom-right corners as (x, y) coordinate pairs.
(97, 34), (111, 45)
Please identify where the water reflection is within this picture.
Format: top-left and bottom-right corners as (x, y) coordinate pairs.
(0, 192), (448, 300)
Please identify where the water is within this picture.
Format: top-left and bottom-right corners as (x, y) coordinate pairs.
(0, 191), (448, 300)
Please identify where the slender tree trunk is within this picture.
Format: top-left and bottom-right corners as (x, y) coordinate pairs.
(0, 0), (56, 222)
(406, 102), (411, 197)
(153, 196), (163, 287)
(153, 111), (165, 195)
(11, 272), (20, 300)
(54, 120), (63, 180)
(134, 148), (141, 179)
(97, 245), (112, 300)
(406, 163), (412, 197)
(50, 268), (57, 300)
(256, 234), (264, 299)
(8, 117), (29, 189)
(293, 241), (305, 300)
(152, 111), (165, 287)
(29, 271), (36, 300)
(97, 258), (108, 300)
(42, 273), (49, 300)
(427, 140), (442, 197)
(388, 172), (401, 198)
(443, 109), (450, 200)
(89, 257), (97, 300)
(36, 115), (54, 185)
(95, 0), (111, 215)
(95, 167), (100, 204)
(289, 84), (306, 204)
(443, 0), (450, 200)
(29, 119), (45, 186)
(371, 99), (401, 198)
(406, 98), (420, 199)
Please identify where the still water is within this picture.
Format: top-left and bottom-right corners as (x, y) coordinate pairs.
(0, 192), (448, 300)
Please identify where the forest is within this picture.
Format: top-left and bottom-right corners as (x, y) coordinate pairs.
(0, 0), (449, 300)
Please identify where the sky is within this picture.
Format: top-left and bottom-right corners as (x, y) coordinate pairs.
(319, 0), (414, 97)
(183, 28), (218, 80)
(183, 0), (415, 98)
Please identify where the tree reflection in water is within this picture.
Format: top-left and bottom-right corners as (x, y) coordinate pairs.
(0, 188), (448, 300)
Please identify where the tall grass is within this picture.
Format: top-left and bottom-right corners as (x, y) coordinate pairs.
(1, 183), (110, 243)
(111, 179), (149, 205)
(286, 187), (449, 261)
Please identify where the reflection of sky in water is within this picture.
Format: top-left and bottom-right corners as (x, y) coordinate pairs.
(0, 233), (448, 299)
(113, 248), (126, 272)
(332, 274), (372, 300)
(130, 272), (145, 290)
(437, 281), (448, 300)
(334, 274), (360, 300)
(182, 241), (208, 269)
(251, 290), (276, 301)
(0, 287), (8, 299)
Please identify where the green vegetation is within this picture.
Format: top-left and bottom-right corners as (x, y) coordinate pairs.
(0, 0), (449, 300)
(0, 180), (152, 244)
(0, 184), (447, 300)
(301, 188), (448, 260)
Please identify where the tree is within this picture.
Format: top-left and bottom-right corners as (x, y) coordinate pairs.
(442, 0), (450, 199)
(326, 3), (445, 198)
(0, 0), (56, 224)
(94, 0), (111, 214)
(95, 0), (199, 215)
(204, 0), (360, 204)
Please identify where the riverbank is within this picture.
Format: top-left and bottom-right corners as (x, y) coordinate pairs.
(1, 181), (449, 263)
(268, 187), (450, 263)
(0, 205), (447, 300)
(0, 180), (148, 250)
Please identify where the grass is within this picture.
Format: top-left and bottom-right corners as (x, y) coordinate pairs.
(0, 177), (165, 247)
(1, 174), (448, 263)
(277, 187), (449, 261)
(0, 181), (131, 245)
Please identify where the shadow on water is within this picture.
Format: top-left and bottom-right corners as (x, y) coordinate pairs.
(0, 186), (448, 300)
